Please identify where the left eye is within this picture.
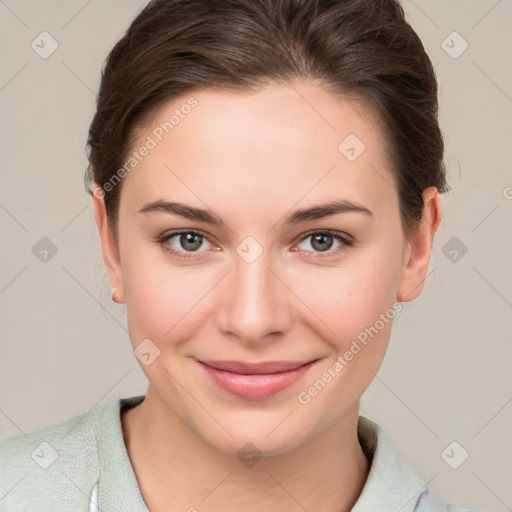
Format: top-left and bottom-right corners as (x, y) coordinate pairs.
(296, 230), (353, 255)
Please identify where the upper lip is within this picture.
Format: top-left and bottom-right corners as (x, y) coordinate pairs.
(198, 359), (316, 375)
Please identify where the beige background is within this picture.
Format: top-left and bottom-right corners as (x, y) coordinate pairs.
(0, 0), (511, 510)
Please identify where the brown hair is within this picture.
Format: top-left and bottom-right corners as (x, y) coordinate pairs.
(84, 0), (449, 241)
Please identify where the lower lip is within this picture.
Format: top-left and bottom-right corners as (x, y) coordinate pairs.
(198, 360), (316, 400)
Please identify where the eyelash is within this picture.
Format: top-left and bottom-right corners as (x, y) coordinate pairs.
(155, 229), (354, 261)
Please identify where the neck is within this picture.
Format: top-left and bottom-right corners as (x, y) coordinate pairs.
(122, 386), (370, 512)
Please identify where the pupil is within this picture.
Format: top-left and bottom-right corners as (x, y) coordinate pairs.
(313, 234), (333, 252)
(182, 233), (202, 251)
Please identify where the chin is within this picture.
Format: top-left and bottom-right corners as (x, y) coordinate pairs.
(193, 413), (313, 459)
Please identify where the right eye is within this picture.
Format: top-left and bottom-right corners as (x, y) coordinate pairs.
(156, 230), (216, 260)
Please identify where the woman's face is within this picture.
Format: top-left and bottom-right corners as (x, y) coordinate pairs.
(94, 79), (439, 455)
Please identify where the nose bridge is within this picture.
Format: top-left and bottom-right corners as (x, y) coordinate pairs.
(217, 245), (291, 344)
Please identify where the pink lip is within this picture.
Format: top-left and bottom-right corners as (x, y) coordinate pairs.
(197, 359), (317, 399)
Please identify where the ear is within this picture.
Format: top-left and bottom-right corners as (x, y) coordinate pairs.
(396, 186), (442, 303)
(91, 184), (125, 303)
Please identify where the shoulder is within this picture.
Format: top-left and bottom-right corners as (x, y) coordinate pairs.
(447, 504), (485, 512)
(0, 402), (104, 511)
(417, 492), (486, 512)
(356, 416), (484, 512)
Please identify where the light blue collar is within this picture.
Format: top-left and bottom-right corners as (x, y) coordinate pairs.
(88, 397), (445, 511)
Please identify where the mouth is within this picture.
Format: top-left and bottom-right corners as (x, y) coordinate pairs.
(196, 359), (319, 400)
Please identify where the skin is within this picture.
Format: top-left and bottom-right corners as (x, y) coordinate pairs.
(92, 79), (441, 511)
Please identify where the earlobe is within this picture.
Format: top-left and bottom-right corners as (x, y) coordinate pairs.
(91, 184), (125, 304)
(396, 187), (442, 303)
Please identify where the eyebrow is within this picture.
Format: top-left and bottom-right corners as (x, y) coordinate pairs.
(138, 199), (374, 225)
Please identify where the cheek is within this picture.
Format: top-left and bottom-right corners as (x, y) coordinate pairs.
(294, 253), (400, 346)
(293, 254), (401, 417)
(121, 244), (175, 341)
(122, 247), (218, 349)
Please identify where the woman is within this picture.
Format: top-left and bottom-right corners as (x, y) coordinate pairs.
(0, 0), (482, 510)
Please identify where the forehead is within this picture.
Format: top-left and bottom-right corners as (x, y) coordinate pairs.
(120, 80), (397, 222)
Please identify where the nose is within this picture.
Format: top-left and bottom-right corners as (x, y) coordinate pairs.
(216, 248), (293, 346)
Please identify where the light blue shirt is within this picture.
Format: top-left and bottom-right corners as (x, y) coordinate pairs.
(0, 395), (481, 511)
